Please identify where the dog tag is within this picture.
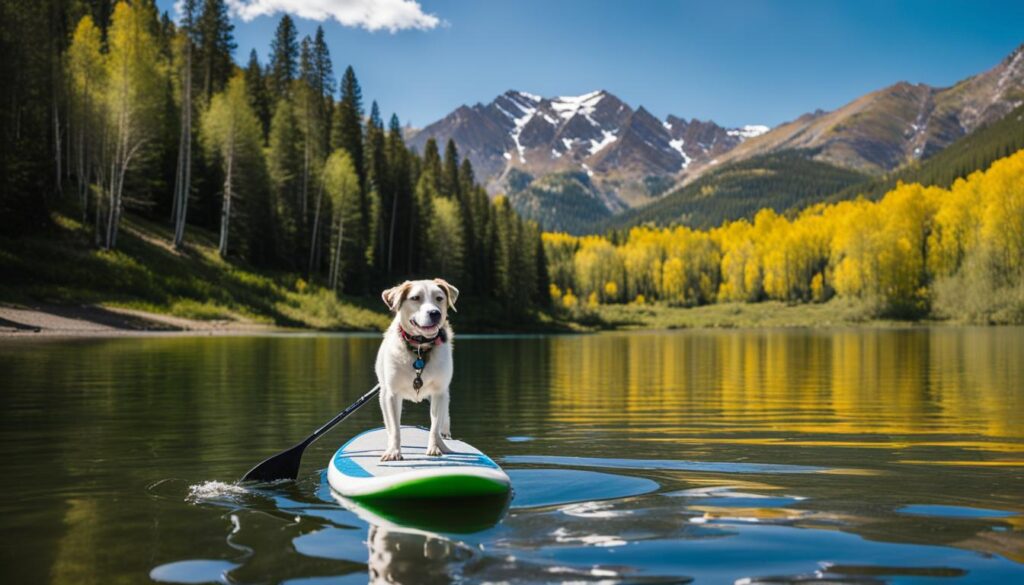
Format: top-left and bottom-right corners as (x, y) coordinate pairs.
(413, 375), (423, 390)
(413, 358), (425, 369)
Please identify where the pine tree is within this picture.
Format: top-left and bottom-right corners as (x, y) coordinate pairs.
(195, 0), (235, 103)
(386, 113), (411, 275)
(332, 66), (365, 188)
(312, 26), (334, 153)
(441, 139), (460, 199)
(295, 36), (332, 275)
(365, 101), (389, 278)
(267, 97), (304, 267)
(244, 49), (271, 140)
(269, 14), (298, 102)
(421, 138), (442, 192)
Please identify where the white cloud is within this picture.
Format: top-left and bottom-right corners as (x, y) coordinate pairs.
(226, 0), (442, 32)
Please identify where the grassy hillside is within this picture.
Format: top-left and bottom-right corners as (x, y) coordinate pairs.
(0, 204), (577, 333)
(828, 102), (1024, 202)
(0, 206), (391, 331)
(603, 151), (868, 230)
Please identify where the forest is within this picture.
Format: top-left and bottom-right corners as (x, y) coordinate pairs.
(546, 150), (1024, 323)
(1, 0), (548, 317)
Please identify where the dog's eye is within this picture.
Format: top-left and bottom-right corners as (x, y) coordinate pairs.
(436, 296), (443, 302)
(409, 295), (420, 301)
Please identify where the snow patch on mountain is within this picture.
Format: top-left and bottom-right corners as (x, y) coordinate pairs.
(589, 130), (617, 155)
(727, 125), (770, 139)
(508, 99), (537, 163)
(669, 138), (691, 169)
(552, 90), (605, 121)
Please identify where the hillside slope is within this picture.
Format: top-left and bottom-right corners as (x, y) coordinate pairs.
(0, 208), (391, 331)
(604, 151), (868, 230)
(829, 102), (1024, 202)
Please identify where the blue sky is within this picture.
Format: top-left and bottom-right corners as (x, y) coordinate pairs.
(159, 0), (1024, 128)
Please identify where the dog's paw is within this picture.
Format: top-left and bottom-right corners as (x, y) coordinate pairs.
(380, 448), (403, 462)
(425, 442), (452, 457)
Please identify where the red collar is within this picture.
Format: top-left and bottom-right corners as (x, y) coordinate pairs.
(398, 325), (447, 349)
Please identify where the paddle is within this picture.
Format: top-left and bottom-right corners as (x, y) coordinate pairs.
(240, 384), (381, 483)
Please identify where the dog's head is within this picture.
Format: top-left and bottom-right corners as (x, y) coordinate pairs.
(381, 279), (459, 336)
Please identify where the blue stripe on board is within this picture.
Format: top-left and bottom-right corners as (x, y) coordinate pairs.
(333, 452), (373, 478)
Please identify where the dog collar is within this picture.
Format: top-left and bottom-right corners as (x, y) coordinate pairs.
(398, 325), (447, 349)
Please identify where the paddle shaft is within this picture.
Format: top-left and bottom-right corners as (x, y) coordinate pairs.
(239, 384), (380, 482)
(310, 384), (381, 443)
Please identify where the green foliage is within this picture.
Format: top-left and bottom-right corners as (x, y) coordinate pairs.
(425, 197), (465, 282)
(267, 98), (304, 265)
(508, 171), (613, 234)
(322, 149), (361, 292)
(200, 73), (269, 259)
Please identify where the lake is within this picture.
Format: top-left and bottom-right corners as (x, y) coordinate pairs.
(1, 328), (1022, 584)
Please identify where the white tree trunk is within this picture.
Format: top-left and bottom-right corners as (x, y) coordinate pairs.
(173, 41), (192, 249)
(330, 212), (344, 292)
(219, 131), (235, 258)
(387, 190), (398, 273)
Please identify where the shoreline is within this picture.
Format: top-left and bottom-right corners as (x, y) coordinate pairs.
(0, 301), (975, 339)
(0, 304), (285, 338)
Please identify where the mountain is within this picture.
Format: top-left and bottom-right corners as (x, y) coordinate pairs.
(681, 44), (1024, 184)
(409, 43), (1024, 234)
(406, 90), (768, 216)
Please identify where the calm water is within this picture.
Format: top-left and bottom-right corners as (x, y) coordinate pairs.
(1, 328), (1022, 584)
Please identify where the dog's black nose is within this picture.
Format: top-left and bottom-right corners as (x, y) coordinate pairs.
(428, 309), (441, 323)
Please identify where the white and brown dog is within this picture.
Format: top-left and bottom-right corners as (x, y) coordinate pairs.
(376, 279), (459, 462)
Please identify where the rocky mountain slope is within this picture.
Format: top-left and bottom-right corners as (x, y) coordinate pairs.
(407, 90), (767, 211)
(682, 44), (1024, 184)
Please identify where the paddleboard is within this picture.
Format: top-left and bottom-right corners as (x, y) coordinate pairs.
(327, 426), (511, 499)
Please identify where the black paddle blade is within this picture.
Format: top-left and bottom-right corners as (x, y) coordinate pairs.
(240, 439), (309, 483)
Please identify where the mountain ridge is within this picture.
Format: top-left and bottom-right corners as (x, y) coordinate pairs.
(407, 89), (767, 209)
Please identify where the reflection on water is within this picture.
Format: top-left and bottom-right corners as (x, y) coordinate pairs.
(0, 327), (1022, 583)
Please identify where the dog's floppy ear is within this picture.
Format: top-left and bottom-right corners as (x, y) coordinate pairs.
(381, 281), (412, 312)
(434, 278), (459, 312)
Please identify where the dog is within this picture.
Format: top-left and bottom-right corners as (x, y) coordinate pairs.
(376, 278), (459, 462)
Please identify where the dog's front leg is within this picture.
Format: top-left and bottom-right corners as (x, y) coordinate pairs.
(380, 390), (404, 461)
(439, 394), (452, 439)
(426, 392), (453, 456)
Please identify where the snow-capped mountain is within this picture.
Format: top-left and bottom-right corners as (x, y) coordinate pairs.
(406, 90), (767, 208)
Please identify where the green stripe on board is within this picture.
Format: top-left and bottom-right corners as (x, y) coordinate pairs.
(353, 474), (509, 499)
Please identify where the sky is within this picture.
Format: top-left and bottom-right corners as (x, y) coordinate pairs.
(158, 0), (1024, 129)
